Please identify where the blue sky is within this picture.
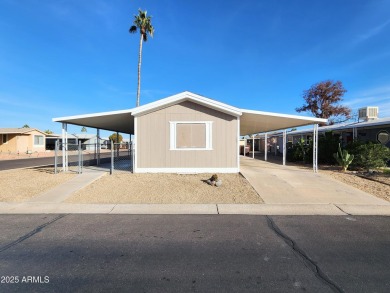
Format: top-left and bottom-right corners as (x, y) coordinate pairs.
(1, 0), (389, 136)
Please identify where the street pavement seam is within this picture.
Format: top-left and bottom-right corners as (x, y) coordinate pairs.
(266, 216), (344, 293)
(0, 214), (68, 253)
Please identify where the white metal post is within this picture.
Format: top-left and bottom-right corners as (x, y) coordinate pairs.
(352, 127), (357, 141)
(110, 140), (114, 175)
(237, 117), (240, 172)
(62, 123), (68, 172)
(264, 133), (268, 161)
(313, 124), (318, 173)
(283, 132), (286, 164)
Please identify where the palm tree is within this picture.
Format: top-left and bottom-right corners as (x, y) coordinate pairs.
(129, 9), (154, 107)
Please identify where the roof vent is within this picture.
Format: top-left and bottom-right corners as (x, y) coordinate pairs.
(358, 107), (378, 121)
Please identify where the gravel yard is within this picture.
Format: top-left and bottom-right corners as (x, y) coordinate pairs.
(66, 173), (263, 204)
(1, 163), (388, 204)
(0, 167), (75, 202)
(320, 169), (390, 202)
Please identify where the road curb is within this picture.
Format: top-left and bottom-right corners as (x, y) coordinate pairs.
(0, 203), (389, 215)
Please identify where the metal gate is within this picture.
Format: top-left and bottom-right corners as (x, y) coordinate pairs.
(110, 142), (133, 174)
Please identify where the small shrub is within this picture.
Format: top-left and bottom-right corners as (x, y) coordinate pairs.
(287, 138), (312, 163)
(354, 142), (390, 171)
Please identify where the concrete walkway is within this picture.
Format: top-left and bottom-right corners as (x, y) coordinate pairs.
(26, 168), (106, 203)
(240, 156), (389, 205)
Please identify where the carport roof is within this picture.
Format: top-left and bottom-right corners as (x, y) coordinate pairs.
(53, 91), (327, 135)
(239, 109), (326, 135)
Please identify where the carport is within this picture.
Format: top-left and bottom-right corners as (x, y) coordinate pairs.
(53, 91), (326, 173)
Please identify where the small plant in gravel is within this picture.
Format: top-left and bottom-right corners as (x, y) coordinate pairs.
(333, 144), (354, 172)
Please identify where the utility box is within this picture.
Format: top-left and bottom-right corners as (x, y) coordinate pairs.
(358, 107), (379, 121)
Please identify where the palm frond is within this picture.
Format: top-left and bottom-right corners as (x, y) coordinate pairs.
(130, 9), (154, 39)
(129, 25), (137, 33)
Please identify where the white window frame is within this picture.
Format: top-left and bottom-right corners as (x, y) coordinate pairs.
(1, 134), (8, 144)
(169, 121), (213, 151)
(33, 135), (44, 146)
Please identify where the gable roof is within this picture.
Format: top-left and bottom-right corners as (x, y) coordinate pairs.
(131, 91), (242, 117)
(0, 128), (47, 135)
(53, 91), (327, 135)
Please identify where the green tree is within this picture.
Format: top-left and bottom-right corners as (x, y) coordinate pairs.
(109, 133), (123, 143)
(22, 124), (30, 128)
(129, 9), (155, 107)
(81, 127), (87, 132)
(44, 129), (53, 134)
(296, 80), (351, 125)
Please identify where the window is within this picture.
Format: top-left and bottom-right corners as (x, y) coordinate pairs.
(34, 135), (44, 146)
(170, 121), (212, 150)
(1, 134), (8, 144)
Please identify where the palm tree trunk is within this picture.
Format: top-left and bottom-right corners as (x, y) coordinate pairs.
(136, 34), (143, 107)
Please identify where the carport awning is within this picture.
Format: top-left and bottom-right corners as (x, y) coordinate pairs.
(53, 109), (135, 134)
(53, 108), (326, 135)
(240, 109), (327, 136)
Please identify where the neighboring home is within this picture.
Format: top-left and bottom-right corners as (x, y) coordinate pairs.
(240, 106), (390, 159)
(53, 91), (326, 173)
(285, 107), (390, 148)
(46, 133), (111, 150)
(0, 128), (46, 154)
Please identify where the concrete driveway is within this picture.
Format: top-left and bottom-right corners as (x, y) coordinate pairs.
(240, 156), (389, 205)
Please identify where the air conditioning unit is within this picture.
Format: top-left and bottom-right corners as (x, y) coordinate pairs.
(358, 107), (379, 121)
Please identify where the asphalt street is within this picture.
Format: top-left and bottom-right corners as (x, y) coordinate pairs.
(0, 153), (113, 171)
(0, 215), (389, 292)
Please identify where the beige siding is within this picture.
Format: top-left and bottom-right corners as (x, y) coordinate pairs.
(0, 134), (17, 152)
(0, 131), (46, 153)
(28, 131), (46, 152)
(18, 135), (30, 153)
(137, 101), (238, 170)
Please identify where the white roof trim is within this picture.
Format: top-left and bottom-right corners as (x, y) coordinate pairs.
(52, 108), (135, 122)
(240, 109), (328, 123)
(131, 91), (242, 117)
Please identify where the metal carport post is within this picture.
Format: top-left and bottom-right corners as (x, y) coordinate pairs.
(62, 122), (68, 172)
(283, 129), (287, 166)
(313, 124), (319, 173)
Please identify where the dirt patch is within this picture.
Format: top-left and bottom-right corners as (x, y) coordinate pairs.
(66, 173), (263, 204)
(0, 167), (75, 202)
